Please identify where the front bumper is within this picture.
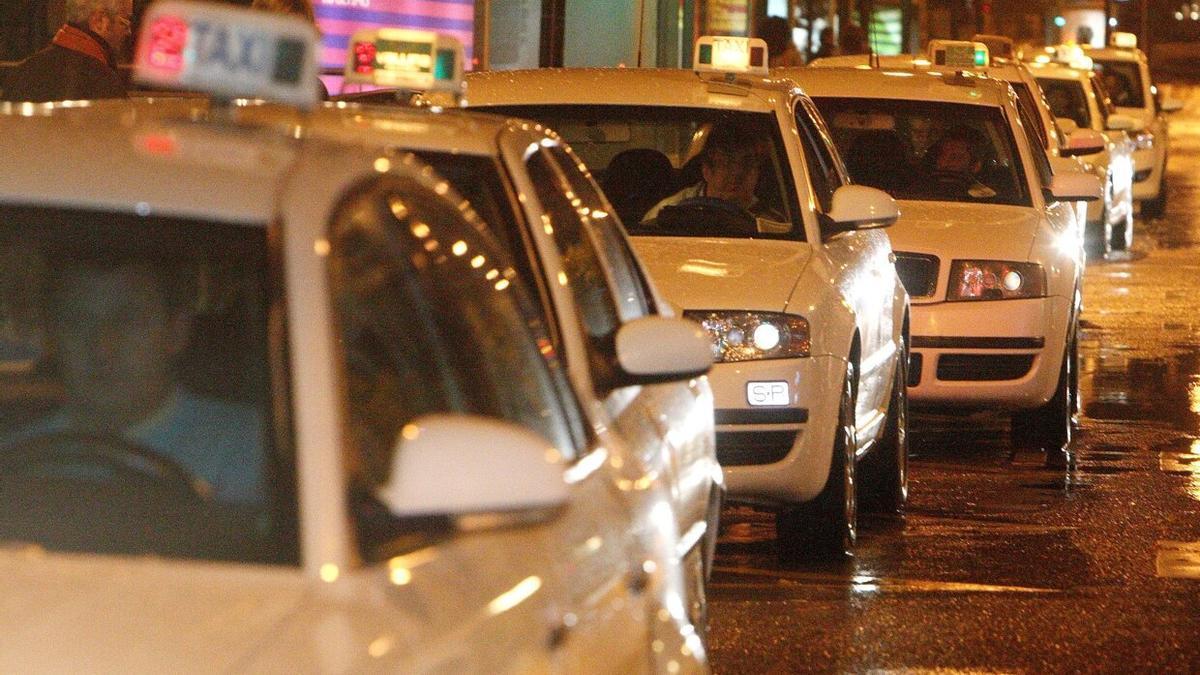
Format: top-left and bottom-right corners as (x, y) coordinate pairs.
(907, 296), (1069, 409)
(707, 354), (846, 507)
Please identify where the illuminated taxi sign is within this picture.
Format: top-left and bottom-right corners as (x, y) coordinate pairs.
(133, 1), (320, 109)
(1110, 32), (1138, 49)
(928, 40), (990, 68)
(343, 28), (464, 93)
(694, 36), (769, 77)
(972, 34), (1014, 59)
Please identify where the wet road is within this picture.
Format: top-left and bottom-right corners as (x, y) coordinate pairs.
(707, 83), (1200, 673)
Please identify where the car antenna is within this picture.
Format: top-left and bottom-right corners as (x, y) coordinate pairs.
(867, 0), (881, 69)
(636, 0), (646, 67)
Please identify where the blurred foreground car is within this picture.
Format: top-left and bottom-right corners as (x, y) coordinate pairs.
(0, 4), (707, 671)
(790, 62), (1100, 468)
(331, 27), (723, 627)
(464, 37), (911, 560)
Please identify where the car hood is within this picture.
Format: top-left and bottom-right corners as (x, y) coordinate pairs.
(891, 200), (1041, 262)
(630, 236), (811, 313)
(0, 549), (308, 671)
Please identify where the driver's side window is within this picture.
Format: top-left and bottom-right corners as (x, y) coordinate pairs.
(525, 147), (623, 343)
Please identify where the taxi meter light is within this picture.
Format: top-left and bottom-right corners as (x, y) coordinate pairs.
(1110, 32), (1138, 49)
(343, 28), (464, 94)
(928, 40), (989, 68)
(694, 36), (769, 77)
(133, 0), (320, 109)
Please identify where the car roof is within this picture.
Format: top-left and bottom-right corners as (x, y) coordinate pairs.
(465, 68), (792, 112)
(775, 67), (1012, 106)
(0, 98), (510, 224)
(1083, 46), (1145, 63)
(807, 54), (1033, 84)
(1023, 61), (1089, 80)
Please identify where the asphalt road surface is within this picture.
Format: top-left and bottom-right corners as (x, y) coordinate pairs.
(707, 82), (1200, 674)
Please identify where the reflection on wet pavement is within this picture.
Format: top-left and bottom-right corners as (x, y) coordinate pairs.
(708, 82), (1200, 673)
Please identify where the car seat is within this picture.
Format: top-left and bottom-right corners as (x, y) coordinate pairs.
(844, 130), (914, 195)
(600, 148), (677, 225)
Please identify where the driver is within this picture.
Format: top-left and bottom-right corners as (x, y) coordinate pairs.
(7, 253), (263, 504)
(642, 119), (780, 223)
(921, 125), (997, 200)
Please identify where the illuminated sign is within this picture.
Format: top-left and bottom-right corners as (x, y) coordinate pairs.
(928, 40), (990, 68)
(343, 28), (463, 92)
(694, 36), (769, 76)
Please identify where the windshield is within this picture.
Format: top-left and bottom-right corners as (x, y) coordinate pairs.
(1092, 59), (1145, 108)
(1037, 78), (1092, 129)
(0, 206), (295, 564)
(478, 105), (802, 240)
(326, 176), (586, 562)
(811, 97), (1031, 207)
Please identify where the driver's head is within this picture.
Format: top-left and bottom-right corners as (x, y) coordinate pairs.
(931, 126), (984, 176)
(47, 256), (192, 432)
(700, 120), (765, 209)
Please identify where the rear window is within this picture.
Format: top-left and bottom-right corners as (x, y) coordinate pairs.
(812, 97), (1031, 207)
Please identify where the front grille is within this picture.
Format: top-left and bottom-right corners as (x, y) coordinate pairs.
(1133, 168), (1152, 183)
(716, 430), (796, 466)
(894, 252), (940, 298)
(716, 408), (808, 425)
(936, 354), (1036, 381)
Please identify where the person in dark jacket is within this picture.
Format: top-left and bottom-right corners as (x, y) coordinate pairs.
(2, 0), (132, 102)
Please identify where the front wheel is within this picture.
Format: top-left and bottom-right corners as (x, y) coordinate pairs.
(777, 365), (858, 562)
(1011, 334), (1075, 469)
(861, 340), (909, 515)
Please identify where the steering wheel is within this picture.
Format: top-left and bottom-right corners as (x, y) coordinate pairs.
(657, 196), (757, 235)
(0, 431), (213, 502)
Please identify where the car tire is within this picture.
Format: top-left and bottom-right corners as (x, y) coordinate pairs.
(861, 339), (908, 515)
(1011, 331), (1075, 469)
(1141, 170), (1168, 218)
(776, 365), (857, 562)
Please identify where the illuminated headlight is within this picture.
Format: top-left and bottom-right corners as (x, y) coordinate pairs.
(682, 310), (810, 362)
(947, 260), (1046, 301)
(1133, 131), (1154, 150)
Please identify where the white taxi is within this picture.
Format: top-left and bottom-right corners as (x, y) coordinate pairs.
(786, 65), (1101, 468)
(1025, 55), (1139, 254)
(330, 28), (723, 624)
(465, 38), (911, 560)
(0, 3), (707, 671)
(1084, 32), (1183, 217)
(812, 42), (1126, 261)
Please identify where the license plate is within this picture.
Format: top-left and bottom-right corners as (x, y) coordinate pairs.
(746, 381), (789, 406)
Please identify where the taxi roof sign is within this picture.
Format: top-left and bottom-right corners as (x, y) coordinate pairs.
(133, 1), (320, 109)
(694, 36), (769, 77)
(343, 28), (464, 94)
(928, 40), (990, 68)
(971, 34), (1014, 59)
(1110, 31), (1138, 49)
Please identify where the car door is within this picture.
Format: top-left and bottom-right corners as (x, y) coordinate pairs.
(792, 97), (900, 445)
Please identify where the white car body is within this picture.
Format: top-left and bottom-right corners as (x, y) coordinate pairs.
(320, 97), (722, 610)
(464, 67), (910, 554)
(788, 69), (1084, 430)
(1026, 60), (1138, 252)
(0, 96), (706, 672)
(1084, 45), (1177, 211)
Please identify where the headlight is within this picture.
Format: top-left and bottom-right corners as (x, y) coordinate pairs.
(947, 260), (1046, 301)
(682, 310), (810, 362)
(1133, 131), (1154, 150)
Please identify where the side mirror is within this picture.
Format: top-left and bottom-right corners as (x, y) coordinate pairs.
(1045, 171), (1102, 203)
(1161, 98), (1184, 113)
(1056, 117), (1079, 135)
(1061, 128), (1106, 157)
(377, 414), (567, 525)
(824, 185), (900, 236)
(615, 315), (712, 383)
(1106, 113), (1142, 132)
